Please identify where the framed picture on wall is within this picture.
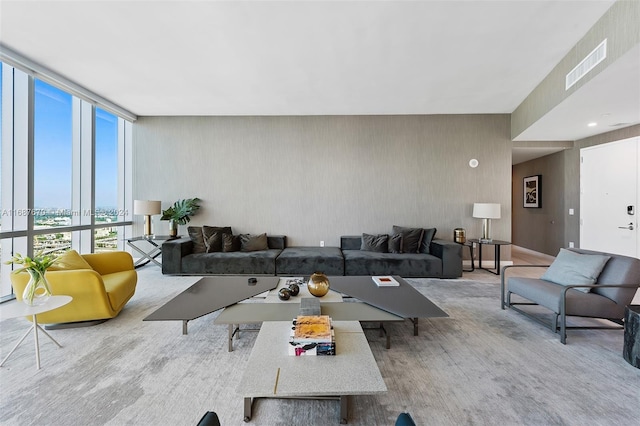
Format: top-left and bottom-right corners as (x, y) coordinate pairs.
(523, 175), (541, 208)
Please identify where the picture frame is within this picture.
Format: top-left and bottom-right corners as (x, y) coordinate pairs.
(523, 175), (541, 208)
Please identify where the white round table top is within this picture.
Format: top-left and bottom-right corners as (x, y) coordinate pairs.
(0, 295), (73, 319)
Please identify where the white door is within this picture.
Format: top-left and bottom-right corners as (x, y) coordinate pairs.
(580, 137), (639, 257)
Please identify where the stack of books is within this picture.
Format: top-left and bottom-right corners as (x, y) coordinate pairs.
(288, 315), (335, 356)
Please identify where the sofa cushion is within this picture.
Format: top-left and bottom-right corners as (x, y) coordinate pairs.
(342, 250), (442, 277)
(222, 234), (241, 252)
(419, 228), (437, 254)
(240, 233), (269, 252)
(203, 226), (232, 253)
(392, 225), (424, 253)
(361, 233), (389, 253)
(276, 247), (344, 275)
(182, 250), (282, 275)
(541, 248), (610, 293)
(48, 250), (93, 271)
(188, 227), (207, 254)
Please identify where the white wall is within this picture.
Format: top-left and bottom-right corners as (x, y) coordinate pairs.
(133, 114), (512, 249)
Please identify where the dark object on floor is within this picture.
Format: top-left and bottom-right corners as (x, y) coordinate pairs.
(196, 411), (220, 426)
(623, 305), (640, 368)
(396, 412), (417, 426)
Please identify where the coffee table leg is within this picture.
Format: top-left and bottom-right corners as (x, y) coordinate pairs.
(340, 395), (349, 424)
(412, 317), (418, 336)
(243, 397), (252, 422)
(228, 325), (234, 352)
(182, 320), (188, 335)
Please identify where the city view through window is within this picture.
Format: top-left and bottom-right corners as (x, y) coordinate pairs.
(1, 80), (121, 255)
(1, 63), (133, 298)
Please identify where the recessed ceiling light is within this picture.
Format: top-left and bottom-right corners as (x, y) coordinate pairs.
(587, 122), (598, 127)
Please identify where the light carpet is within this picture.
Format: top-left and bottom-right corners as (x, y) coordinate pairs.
(1, 268), (639, 426)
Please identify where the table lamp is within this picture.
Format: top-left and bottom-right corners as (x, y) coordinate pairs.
(472, 203), (501, 243)
(133, 200), (161, 237)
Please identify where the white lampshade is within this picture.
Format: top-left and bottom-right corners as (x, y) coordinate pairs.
(133, 200), (161, 236)
(133, 200), (161, 216)
(472, 203), (501, 219)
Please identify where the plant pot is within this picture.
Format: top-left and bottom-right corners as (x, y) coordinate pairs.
(168, 219), (179, 237)
(23, 269), (52, 306)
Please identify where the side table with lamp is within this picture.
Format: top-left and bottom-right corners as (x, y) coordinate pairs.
(471, 203), (510, 275)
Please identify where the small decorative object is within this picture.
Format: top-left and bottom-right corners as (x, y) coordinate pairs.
(308, 272), (330, 297)
(5, 252), (58, 306)
(161, 197), (202, 237)
(523, 175), (542, 208)
(454, 228), (466, 244)
(278, 288), (291, 301)
(287, 283), (300, 296)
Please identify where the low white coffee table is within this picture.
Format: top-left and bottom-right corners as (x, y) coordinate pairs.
(0, 295), (72, 370)
(236, 320), (387, 424)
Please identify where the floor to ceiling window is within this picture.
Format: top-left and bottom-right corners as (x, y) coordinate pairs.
(0, 62), (134, 300)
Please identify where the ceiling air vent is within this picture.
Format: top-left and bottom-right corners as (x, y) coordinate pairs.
(565, 39), (607, 90)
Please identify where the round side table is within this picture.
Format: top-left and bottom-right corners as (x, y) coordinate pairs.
(0, 295), (72, 370)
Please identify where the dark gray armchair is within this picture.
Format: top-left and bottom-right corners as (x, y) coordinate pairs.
(501, 248), (640, 344)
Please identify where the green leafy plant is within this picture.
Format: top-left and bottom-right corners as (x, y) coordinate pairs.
(161, 198), (202, 225)
(5, 252), (58, 275)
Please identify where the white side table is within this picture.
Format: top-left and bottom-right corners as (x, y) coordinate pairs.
(0, 295), (72, 370)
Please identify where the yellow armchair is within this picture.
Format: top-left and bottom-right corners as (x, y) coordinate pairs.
(10, 251), (137, 327)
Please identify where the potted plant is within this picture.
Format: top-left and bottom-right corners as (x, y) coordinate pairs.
(161, 198), (201, 237)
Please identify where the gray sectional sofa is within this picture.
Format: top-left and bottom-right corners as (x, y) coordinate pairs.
(162, 230), (462, 278)
(341, 235), (462, 278)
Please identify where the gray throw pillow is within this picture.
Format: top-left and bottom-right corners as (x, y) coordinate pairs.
(392, 225), (424, 253)
(541, 248), (611, 293)
(388, 233), (402, 253)
(240, 233), (269, 252)
(222, 233), (241, 252)
(361, 233), (389, 253)
(419, 228), (437, 254)
(187, 226), (206, 254)
(203, 226), (232, 253)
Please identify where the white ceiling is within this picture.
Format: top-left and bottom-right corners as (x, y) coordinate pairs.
(1, 0), (638, 163)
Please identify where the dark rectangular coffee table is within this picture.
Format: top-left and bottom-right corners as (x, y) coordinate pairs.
(329, 275), (449, 335)
(143, 276), (279, 334)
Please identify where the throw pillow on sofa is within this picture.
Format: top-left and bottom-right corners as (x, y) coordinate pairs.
(222, 233), (241, 252)
(541, 248), (611, 293)
(419, 228), (437, 254)
(203, 225), (232, 253)
(361, 233), (389, 252)
(392, 225), (424, 253)
(240, 233), (269, 252)
(388, 233), (403, 253)
(188, 226), (207, 253)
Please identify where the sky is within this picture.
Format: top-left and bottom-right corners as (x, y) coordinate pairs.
(0, 68), (119, 210)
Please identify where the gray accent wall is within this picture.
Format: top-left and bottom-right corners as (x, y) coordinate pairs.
(512, 124), (640, 256)
(133, 115), (512, 253)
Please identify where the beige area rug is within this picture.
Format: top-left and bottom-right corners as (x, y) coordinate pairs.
(1, 268), (639, 426)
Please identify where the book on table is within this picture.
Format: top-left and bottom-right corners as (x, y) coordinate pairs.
(289, 315), (335, 356)
(372, 276), (399, 286)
